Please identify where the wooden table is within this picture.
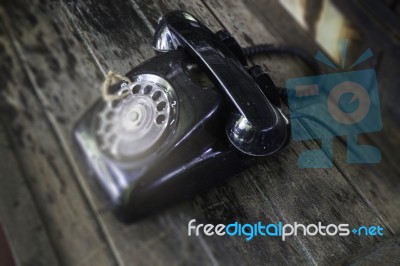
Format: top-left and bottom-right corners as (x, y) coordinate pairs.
(0, 0), (399, 265)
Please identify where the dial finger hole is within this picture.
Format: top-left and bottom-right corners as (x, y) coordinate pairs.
(157, 101), (166, 111)
(111, 98), (122, 108)
(105, 124), (112, 132)
(143, 85), (152, 95)
(156, 114), (166, 125)
(105, 111), (114, 119)
(152, 91), (161, 101)
(109, 134), (116, 143)
(132, 84), (141, 94)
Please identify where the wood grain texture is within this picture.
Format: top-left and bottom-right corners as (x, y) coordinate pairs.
(341, 235), (400, 265)
(61, 0), (309, 264)
(0, 119), (59, 265)
(0, 0), (399, 265)
(197, 0), (395, 263)
(67, 0), (394, 264)
(1, 0), (226, 265)
(0, 3), (119, 266)
(245, 0), (400, 233)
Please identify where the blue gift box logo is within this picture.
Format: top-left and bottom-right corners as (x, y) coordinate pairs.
(286, 40), (383, 168)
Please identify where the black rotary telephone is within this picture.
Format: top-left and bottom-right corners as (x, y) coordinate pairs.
(75, 11), (291, 222)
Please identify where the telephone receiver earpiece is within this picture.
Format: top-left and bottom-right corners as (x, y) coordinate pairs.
(153, 10), (288, 156)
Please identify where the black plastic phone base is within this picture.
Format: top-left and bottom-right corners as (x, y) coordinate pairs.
(74, 11), (290, 222)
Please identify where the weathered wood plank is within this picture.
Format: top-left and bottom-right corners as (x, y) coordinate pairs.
(61, 0), (318, 264)
(1, 0), (398, 265)
(0, 120), (59, 265)
(0, 3), (119, 266)
(197, 0), (393, 263)
(1, 0), (223, 265)
(59, 0), (305, 264)
(245, 0), (400, 233)
(340, 234), (400, 265)
(72, 0), (393, 264)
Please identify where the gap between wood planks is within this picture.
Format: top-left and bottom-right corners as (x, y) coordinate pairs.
(204, 0), (396, 233)
(62, 0), (394, 262)
(1, 5), (123, 266)
(2, 0), (395, 264)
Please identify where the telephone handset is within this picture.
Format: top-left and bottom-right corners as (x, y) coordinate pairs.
(153, 11), (288, 156)
(74, 10), (290, 222)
